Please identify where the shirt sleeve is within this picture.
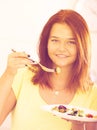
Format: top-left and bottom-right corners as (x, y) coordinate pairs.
(12, 68), (27, 99)
(90, 84), (97, 110)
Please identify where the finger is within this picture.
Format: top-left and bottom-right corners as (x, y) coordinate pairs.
(11, 49), (16, 52)
(11, 49), (30, 58)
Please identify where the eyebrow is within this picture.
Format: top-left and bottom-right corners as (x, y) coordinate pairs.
(49, 36), (76, 40)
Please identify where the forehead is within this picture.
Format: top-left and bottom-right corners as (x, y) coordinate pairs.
(49, 23), (75, 39)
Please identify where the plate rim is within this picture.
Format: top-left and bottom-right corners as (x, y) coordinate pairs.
(41, 104), (97, 122)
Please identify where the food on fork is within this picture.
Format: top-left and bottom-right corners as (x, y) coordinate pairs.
(55, 67), (61, 74)
(11, 49), (61, 74)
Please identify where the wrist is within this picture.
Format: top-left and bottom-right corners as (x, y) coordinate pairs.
(71, 121), (86, 130)
(4, 67), (17, 77)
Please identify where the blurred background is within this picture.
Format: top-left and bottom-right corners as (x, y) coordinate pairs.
(0, 0), (97, 129)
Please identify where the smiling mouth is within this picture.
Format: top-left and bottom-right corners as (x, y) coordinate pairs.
(56, 54), (69, 58)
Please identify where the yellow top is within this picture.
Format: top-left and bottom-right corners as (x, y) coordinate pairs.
(11, 68), (97, 130)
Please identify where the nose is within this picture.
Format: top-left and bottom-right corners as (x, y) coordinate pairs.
(58, 42), (68, 52)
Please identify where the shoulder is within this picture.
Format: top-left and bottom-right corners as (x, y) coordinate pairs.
(15, 67), (35, 79)
(91, 83), (97, 93)
(89, 83), (97, 110)
(90, 83), (97, 100)
(85, 83), (97, 96)
(75, 83), (97, 110)
(12, 67), (35, 99)
(76, 83), (97, 100)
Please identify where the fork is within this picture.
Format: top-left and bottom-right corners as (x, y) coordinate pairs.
(29, 61), (61, 74)
(30, 60), (55, 73)
(11, 49), (61, 73)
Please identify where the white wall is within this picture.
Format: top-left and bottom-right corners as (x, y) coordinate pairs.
(75, 0), (97, 82)
(0, 0), (97, 129)
(0, 0), (77, 75)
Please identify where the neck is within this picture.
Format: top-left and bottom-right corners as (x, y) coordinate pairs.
(50, 68), (71, 90)
(52, 88), (66, 96)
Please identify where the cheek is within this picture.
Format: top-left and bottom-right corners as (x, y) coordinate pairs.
(69, 46), (77, 61)
(73, 50), (77, 57)
(47, 46), (52, 58)
(47, 44), (56, 61)
(47, 43), (54, 55)
(72, 48), (77, 60)
(71, 45), (77, 55)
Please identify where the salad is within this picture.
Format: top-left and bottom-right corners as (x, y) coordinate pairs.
(52, 105), (96, 118)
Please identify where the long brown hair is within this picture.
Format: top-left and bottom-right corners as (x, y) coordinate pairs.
(32, 9), (93, 91)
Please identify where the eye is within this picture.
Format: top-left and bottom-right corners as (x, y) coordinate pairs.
(51, 39), (59, 43)
(67, 40), (76, 44)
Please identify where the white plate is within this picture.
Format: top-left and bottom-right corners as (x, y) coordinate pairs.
(41, 104), (97, 122)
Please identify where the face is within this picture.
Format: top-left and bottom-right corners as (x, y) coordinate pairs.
(47, 23), (77, 69)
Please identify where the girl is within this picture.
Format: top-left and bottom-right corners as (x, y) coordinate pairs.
(0, 9), (97, 130)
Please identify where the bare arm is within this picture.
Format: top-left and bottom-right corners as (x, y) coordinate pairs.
(72, 121), (97, 130)
(0, 69), (16, 125)
(0, 50), (32, 125)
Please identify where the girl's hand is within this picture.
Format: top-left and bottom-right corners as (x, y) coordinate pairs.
(5, 50), (32, 75)
(62, 118), (97, 130)
(72, 121), (97, 130)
